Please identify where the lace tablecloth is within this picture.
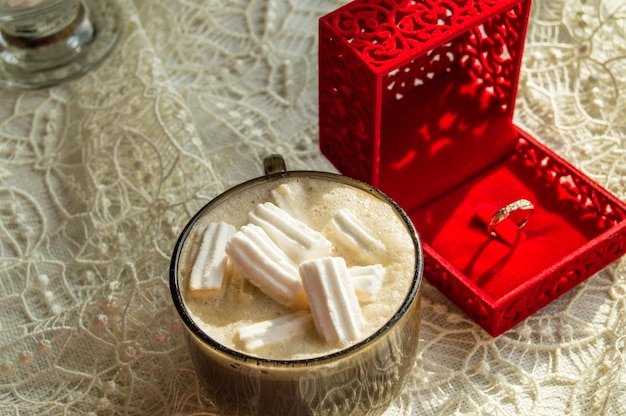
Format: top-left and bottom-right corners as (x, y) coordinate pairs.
(2, 0), (625, 414)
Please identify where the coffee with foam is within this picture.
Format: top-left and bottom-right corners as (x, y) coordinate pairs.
(177, 175), (416, 360)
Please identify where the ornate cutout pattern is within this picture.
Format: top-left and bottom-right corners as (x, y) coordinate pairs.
(320, 0), (530, 185)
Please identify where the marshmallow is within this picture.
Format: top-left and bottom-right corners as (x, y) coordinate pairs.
(237, 312), (314, 351)
(225, 224), (306, 309)
(349, 264), (385, 302)
(270, 182), (308, 221)
(324, 208), (385, 263)
(299, 257), (363, 344)
(248, 202), (333, 263)
(188, 221), (236, 294)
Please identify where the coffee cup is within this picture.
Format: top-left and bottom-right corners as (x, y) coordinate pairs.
(169, 156), (423, 415)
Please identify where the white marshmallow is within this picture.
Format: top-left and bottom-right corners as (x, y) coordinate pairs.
(299, 257), (363, 344)
(237, 312), (314, 351)
(188, 221), (236, 294)
(248, 202), (333, 263)
(324, 208), (386, 263)
(349, 264), (385, 302)
(225, 224), (306, 309)
(270, 182), (308, 221)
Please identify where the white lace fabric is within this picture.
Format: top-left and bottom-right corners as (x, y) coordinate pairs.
(1, 0), (625, 414)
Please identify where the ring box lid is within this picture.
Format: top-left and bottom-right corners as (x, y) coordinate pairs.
(319, 0), (626, 335)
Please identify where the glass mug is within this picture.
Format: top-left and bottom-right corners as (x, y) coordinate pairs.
(169, 156), (423, 416)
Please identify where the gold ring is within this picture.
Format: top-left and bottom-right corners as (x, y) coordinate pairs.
(487, 199), (534, 238)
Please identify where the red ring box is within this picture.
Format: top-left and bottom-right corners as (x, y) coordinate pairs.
(318, 0), (626, 336)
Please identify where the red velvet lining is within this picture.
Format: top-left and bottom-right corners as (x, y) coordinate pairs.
(410, 153), (600, 301)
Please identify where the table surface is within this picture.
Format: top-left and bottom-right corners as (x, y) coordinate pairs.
(2, 0), (626, 414)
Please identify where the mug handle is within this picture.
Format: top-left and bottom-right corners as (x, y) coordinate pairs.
(263, 154), (287, 175)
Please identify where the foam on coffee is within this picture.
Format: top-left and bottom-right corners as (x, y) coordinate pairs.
(178, 175), (416, 360)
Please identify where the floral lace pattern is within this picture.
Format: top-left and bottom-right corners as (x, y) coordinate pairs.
(1, 0), (625, 415)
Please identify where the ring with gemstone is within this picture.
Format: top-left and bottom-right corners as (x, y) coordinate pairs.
(487, 199), (535, 238)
